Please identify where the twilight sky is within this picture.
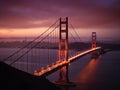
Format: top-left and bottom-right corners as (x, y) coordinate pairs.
(0, 0), (120, 41)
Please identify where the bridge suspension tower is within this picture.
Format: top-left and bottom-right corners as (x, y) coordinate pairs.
(92, 32), (96, 48)
(57, 17), (69, 83)
(92, 32), (97, 58)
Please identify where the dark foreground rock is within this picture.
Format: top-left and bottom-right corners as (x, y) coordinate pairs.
(0, 62), (61, 90)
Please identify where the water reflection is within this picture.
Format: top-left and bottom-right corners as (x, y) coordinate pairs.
(61, 55), (102, 90)
(76, 55), (102, 83)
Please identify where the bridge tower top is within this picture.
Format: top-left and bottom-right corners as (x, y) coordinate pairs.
(92, 32), (96, 48)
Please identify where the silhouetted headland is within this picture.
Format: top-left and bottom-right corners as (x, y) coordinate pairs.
(0, 62), (61, 90)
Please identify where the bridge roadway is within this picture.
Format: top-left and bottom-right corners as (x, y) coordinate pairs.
(34, 47), (102, 77)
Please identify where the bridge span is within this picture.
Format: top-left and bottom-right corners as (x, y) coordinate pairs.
(1, 17), (103, 83)
(34, 47), (102, 77)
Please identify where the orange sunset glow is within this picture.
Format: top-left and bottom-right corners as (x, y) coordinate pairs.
(0, 0), (120, 42)
(0, 28), (48, 37)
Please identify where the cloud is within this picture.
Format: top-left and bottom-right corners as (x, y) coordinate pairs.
(0, 0), (120, 29)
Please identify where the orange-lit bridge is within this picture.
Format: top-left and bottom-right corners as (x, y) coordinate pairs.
(34, 47), (101, 77)
(2, 17), (104, 83)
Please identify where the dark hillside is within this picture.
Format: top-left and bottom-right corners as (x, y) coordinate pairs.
(0, 62), (61, 90)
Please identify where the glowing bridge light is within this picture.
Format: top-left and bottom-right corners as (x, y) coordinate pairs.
(34, 47), (101, 77)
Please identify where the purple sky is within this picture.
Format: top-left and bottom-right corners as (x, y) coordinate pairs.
(0, 0), (120, 41)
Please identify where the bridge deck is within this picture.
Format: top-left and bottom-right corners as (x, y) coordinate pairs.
(34, 47), (101, 77)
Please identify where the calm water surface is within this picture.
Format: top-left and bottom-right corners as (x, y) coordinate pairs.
(0, 48), (120, 90)
(47, 51), (120, 90)
(61, 51), (120, 90)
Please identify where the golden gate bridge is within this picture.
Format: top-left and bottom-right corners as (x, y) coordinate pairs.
(1, 17), (104, 84)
